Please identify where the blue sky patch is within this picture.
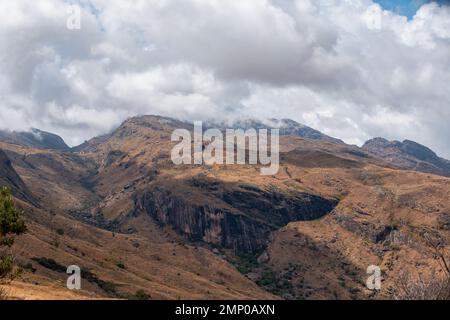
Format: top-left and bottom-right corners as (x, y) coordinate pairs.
(374, 0), (448, 19)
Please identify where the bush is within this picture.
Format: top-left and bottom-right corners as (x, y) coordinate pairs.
(128, 289), (151, 300)
(0, 186), (27, 298)
(0, 187), (26, 239)
(0, 255), (14, 278)
(32, 257), (66, 273)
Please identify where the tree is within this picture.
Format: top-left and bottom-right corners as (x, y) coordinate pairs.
(395, 232), (450, 300)
(0, 186), (27, 299)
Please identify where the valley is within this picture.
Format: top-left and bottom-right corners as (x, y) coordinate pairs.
(0, 115), (449, 300)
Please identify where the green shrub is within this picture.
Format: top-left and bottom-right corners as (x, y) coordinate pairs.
(0, 255), (14, 278)
(32, 257), (66, 273)
(0, 187), (27, 239)
(128, 289), (151, 300)
(0, 187), (27, 291)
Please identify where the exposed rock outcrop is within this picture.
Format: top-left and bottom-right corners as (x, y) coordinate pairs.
(0, 149), (35, 203)
(135, 177), (338, 253)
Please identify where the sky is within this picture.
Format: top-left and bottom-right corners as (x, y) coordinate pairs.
(375, 0), (429, 19)
(375, 0), (450, 18)
(0, 0), (450, 158)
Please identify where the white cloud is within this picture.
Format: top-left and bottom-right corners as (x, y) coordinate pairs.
(0, 0), (449, 158)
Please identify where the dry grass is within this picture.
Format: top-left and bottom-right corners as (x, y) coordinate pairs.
(0, 285), (9, 300)
(2, 116), (450, 300)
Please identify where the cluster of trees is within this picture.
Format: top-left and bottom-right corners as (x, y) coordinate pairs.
(0, 186), (27, 299)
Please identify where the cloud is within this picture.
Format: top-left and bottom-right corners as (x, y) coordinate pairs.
(0, 0), (449, 158)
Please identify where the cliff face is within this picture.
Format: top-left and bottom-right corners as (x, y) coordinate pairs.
(136, 188), (272, 253)
(0, 149), (34, 203)
(135, 177), (338, 253)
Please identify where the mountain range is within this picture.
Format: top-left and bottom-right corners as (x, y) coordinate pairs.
(0, 115), (449, 299)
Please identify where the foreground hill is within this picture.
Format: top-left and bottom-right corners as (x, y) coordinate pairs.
(0, 115), (449, 300)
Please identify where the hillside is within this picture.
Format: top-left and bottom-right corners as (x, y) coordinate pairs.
(0, 115), (449, 300)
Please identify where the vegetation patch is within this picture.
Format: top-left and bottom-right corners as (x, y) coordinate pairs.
(32, 257), (66, 273)
(32, 257), (120, 295)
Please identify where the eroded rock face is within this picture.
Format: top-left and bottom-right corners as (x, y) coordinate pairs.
(135, 179), (338, 253)
(0, 149), (35, 204)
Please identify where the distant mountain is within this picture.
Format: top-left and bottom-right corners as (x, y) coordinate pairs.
(363, 137), (450, 177)
(0, 128), (69, 151)
(205, 118), (344, 144)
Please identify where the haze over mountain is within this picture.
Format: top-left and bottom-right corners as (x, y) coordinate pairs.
(205, 118), (345, 145)
(0, 129), (69, 151)
(5, 116), (449, 177)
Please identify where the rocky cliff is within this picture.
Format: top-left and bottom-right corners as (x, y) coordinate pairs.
(135, 176), (338, 253)
(0, 149), (35, 203)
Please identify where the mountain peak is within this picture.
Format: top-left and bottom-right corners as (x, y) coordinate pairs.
(400, 139), (439, 162)
(363, 137), (450, 177)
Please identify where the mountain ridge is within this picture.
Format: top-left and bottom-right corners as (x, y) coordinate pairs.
(2, 115), (449, 178)
(363, 137), (450, 177)
(0, 128), (69, 151)
(1, 115), (449, 179)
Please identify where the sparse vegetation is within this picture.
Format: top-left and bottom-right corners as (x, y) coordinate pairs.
(395, 270), (450, 300)
(33, 256), (120, 296)
(256, 268), (294, 296)
(127, 289), (151, 300)
(2, 115), (450, 300)
(235, 253), (259, 274)
(395, 238), (450, 300)
(32, 257), (66, 273)
(19, 262), (36, 273)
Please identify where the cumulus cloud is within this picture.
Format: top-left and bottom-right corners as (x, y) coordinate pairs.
(0, 0), (449, 157)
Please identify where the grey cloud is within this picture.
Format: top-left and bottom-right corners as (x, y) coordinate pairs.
(0, 0), (449, 158)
